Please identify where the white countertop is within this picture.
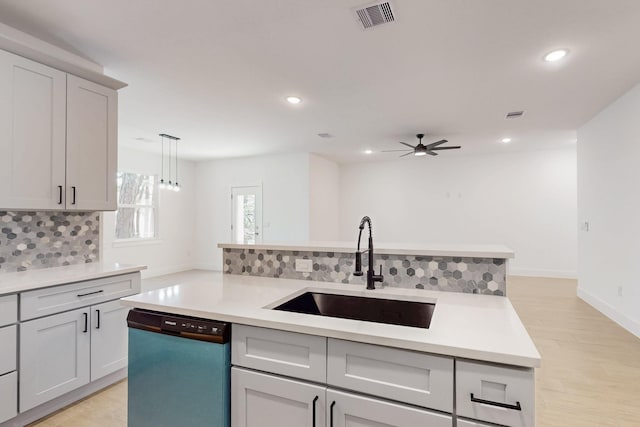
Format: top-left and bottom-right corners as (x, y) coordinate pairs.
(0, 262), (147, 295)
(218, 241), (515, 259)
(121, 274), (539, 368)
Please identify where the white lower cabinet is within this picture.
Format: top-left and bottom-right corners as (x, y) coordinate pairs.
(232, 367), (326, 427)
(20, 300), (130, 412)
(20, 308), (91, 411)
(327, 388), (452, 427)
(0, 372), (18, 423)
(90, 300), (129, 381)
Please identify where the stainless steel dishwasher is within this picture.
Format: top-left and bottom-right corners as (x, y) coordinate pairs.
(127, 309), (230, 427)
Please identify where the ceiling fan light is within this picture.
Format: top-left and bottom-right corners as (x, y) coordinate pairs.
(414, 151), (427, 156)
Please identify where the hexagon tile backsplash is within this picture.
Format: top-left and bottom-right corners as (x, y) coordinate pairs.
(0, 211), (99, 274)
(223, 248), (507, 295)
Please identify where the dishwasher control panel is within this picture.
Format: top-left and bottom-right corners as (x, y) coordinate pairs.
(127, 309), (230, 343)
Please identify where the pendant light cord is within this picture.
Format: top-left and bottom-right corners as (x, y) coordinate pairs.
(160, 135), (164, 182)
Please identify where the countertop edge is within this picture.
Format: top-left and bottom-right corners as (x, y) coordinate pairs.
(217, 243), (515, 259)
(0, 264), (147, 296)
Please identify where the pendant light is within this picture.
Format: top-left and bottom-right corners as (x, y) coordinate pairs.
(159, 134), (166, 189)
(159, 133), (181, 192)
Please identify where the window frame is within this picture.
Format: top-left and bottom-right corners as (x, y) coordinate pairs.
(114, 172), (160, 244)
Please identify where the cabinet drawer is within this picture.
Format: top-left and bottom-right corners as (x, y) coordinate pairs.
(456, 360), (534, 427)
(232, 325), (327, 383)
(327, 338), (453, 412)
(0, 371), (17, 423)
(21, 272), (141, 320)
(0, 325), (17, 375)
(0, 295), (17, 327)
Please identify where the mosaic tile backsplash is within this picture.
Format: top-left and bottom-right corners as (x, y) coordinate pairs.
(0, 211), (99, 274)
(223, 248), (507, 296)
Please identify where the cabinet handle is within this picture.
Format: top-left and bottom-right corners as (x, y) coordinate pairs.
(57, 185), (63, 204)
(71, 186), (77, 204)
(96, 309), (101, 329)
(330, 401), (336, 427)
(83, 312), (88, 333)
(312, 396), (318, 427)
(77, 289), (103, 297)
(470, 393), (521, 411)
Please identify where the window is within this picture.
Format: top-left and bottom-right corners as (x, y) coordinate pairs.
(115, 172), (157, 240)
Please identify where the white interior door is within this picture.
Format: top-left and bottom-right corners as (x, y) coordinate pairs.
(231, 185), (263, 243)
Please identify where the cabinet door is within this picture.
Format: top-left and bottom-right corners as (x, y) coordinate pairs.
(20, 308), (91, 412)
(0, 49), (66, 210)
(327, 388), (452, 427)
(232, 367), (326, 427)
(0, 372), (17, 423)
(66, 74), (117, 211)
(91, 300), (128, 381)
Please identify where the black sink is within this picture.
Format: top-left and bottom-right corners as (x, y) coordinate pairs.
(273, 292), (435, 329)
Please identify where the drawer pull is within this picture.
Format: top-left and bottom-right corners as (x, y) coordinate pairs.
(77, 290), (104, 298)
(470, 393), (521, 411)
(330, 401), (336, 427)
(312, 396), (318, 427)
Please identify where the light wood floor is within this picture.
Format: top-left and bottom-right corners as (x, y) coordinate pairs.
(28, 273), (640, 427)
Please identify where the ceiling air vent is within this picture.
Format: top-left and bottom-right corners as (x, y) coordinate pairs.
(317, 133), (333, 139)
(355, 2), (395, 29)
(506, 110), (525, 119)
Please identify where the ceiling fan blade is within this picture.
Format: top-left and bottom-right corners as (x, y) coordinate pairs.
(430, 146), (461, 150)
(427, 151), (438, 156)
(399, 151), (414, 158)
(382, 149), (412, 152)
(398, 142), (416, 149)
(426, 139), (448, 149)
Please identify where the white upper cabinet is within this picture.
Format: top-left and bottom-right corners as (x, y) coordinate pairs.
(0, 50), (66, 210)
(0, 49), (119, 211)
(66, 75), (117, 211)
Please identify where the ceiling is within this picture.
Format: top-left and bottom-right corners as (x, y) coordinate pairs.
(0, 0), (639, 163)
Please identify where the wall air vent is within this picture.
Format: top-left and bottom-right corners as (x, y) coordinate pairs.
(506, 110), (525, 119)
(355, 2), (395, 29)
(317, 133), (333, 139)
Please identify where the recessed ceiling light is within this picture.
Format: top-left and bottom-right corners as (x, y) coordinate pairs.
(544, 49), (568, 62)
(364, 149), (373, 154)
(286, 96), (302, 104)
(501, 138), (512, 143)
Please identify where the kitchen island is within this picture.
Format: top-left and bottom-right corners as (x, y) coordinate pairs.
(122, 273), (539, 427)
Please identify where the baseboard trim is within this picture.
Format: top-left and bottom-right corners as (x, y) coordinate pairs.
(141, 264), (198, 278)
(0, 368), (127, 427)
(193, 264), (220, 271)
(509, 268), (577, 279)
(577, 287), (640, 338)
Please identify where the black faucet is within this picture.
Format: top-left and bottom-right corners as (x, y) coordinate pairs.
(354, 216), (383, 290)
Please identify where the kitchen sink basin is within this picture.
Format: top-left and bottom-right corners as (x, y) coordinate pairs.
(273, 292), (435, 329)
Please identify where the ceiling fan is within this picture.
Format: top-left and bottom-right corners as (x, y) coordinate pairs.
(383, 133), (461, 157)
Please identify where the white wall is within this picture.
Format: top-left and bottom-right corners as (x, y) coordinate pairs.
(101, 146), (197, 278)
(339, 148), (577, 277)
(577, 82), (640, 338)
(195, 153), (311, 271)
(309, 154), (340, 241)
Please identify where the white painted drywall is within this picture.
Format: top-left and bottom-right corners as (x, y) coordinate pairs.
(195, 153), (311, 271)
(309, 154), (340, 241)
(101, 146), (197, 278)
(339, 148), (577, 277)
(577, 82), (640, 338)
